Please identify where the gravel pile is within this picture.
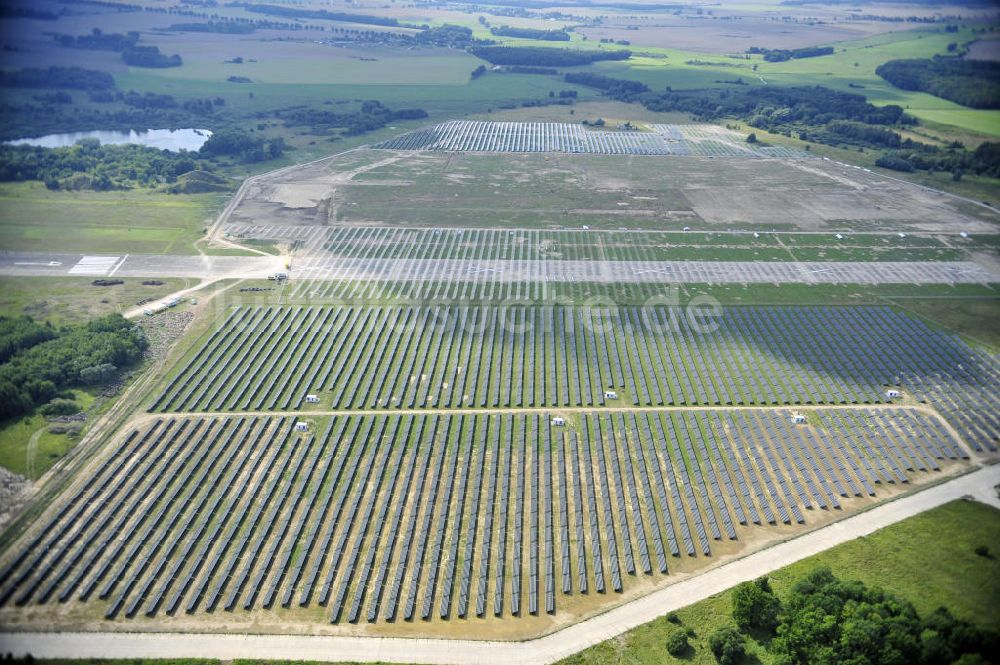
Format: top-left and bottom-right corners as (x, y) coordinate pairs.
(138, 311), (195, 365)
(0, 466), (29, 531)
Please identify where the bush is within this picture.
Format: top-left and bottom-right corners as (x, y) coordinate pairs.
(38, 398), (80, 416)
(666, 629), (690, 657)
(708, 626), (746, 665)
(875, 154), (916, 172)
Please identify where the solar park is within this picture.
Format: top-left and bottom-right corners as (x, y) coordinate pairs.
(0, 409), (972, 625)
(0, 120), (997, 639)
(372, 121), (810, 158)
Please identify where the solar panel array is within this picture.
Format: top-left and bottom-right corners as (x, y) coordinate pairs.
(0, 408), (963, 622)
(151, 305), (999, 452)
(371, 121), (811, 158)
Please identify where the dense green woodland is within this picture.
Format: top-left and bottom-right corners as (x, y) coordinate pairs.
(877, 57), (1000, 109)
(0, 315), (147, 419)
(0, 141), (214, 190)
(765, 568), (997, 665)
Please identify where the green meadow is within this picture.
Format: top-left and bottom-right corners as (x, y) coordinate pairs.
(0, 182), (226, 255)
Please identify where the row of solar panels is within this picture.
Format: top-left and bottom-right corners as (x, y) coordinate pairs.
(156, 304), (998, 416)
(0, 409), (968, 622)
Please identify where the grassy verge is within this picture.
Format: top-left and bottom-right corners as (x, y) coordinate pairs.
(560, 499), (1000, 665)
(0, 182), (228, 255)
(0, 276), (199, 325)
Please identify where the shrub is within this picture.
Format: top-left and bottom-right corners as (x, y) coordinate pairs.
(38, 398), (80, 416)
(708, 626), (746, 665)
(875, 154), (915, 172)
(666, 629), (690, 657)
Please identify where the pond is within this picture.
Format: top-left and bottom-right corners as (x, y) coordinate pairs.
(5, 128), (212, 152)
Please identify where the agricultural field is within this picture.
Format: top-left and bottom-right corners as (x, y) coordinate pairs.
(0, 408), (971, 635)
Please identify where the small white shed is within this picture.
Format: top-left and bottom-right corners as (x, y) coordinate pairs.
(791, 413), (807, 424)
(552, 417), (566, 426)
(305, 394), (320, 403)
(295, 422), (309, 432)
(886, 389), (901, 399)
(604, 390), (619, 400)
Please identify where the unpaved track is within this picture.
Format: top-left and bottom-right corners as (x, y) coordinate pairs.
(2, 465), (997, 664)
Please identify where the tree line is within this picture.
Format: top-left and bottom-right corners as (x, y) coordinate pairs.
(55, 29), (183, 68)
(234, 2), (400, 27)
(0, 66), (115, 91)
(470, 46), (631, 67)
(489, 25), (571, 41)
(876, 57), (1000, 109)
(274, 100), (428, 137)
(747, 45), (835, 62)
(0, 314), (147, 420)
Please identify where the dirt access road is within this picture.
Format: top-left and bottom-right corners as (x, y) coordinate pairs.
(2, 464), (997, 664)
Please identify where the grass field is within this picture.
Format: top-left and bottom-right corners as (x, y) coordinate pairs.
(0, 183), (227, 255)
(0, 390), (95, 480)
(311, 148), (998, 232)
(0, 276), (199, 325)
(560, 499), (1000, 665)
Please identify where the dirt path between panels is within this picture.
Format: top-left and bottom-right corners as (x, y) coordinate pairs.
(2, 464), (997, 664)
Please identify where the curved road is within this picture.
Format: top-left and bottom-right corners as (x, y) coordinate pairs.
(2, 464), (997, 664)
